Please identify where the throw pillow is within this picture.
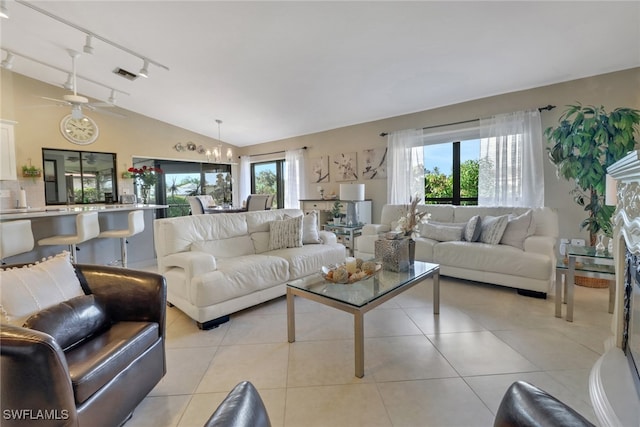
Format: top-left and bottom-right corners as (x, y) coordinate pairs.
(302, 211), (322, 244)
(0, 252), (85, 326)
(479, 215), (509, 245)
(269, 216), (303, 250)
(420, 223), (464, 242)
(23, 294), (109, 351)
(464, 215), (482, 242)
(500, 210), (535, 250)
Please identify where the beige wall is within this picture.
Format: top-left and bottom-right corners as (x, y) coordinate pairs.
(240, 68), (640, 243)
(3, 67), (639, 243)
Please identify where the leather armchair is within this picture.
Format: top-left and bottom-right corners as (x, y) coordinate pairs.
(204, 381), (271, 427)
(1, 264), (167, 427)
(494, 381), (594, 427)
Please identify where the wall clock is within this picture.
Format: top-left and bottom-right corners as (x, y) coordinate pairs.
(60, 114), (99, 145)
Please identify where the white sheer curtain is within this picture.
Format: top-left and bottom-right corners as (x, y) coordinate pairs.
(238, 155), (251, 207)
(387, 128), (424, 204)
(284, 148), (306, 208)
(479, 110), (544, 207)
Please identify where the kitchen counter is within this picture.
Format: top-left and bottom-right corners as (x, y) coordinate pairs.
(0, 204), (167, 220)
(0, 204), (168, 267)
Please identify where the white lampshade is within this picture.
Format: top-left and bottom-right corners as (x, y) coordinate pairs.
(340, 184), (365, 201)
(605, 174), (618, 206)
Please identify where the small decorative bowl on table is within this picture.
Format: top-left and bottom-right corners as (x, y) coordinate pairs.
(321, 258), (382, 284)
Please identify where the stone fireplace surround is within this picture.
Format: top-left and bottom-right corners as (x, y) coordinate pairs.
(589, 150), (640, 426)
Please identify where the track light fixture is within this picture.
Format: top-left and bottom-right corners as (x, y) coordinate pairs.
(1, 51), (14, 69)
(138, 59), (149, 78)
(83, 34), (94, 54)
(0, 0), (9, 19)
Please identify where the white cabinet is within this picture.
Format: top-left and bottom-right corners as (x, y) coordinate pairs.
(0, 120), (17, 180)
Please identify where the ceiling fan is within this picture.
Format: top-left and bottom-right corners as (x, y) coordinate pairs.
(66, 153), (97, 164)
(41, 49), (123, 118)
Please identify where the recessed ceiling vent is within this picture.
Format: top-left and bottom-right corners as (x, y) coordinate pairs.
(113, 68), (138, 81)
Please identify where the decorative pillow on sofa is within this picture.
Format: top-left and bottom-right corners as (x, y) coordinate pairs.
(500, 210), (535, 250)
(420, 223), (464, 242)
(269, 216), (303, 250)
(0, 252), (85, 326)
(302, 211), (322, 244)
(479, 215), (509, 245)
(23, 294), (109, 351)
(464, 215), (482, 242)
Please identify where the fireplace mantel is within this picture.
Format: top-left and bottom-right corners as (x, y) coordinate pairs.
(589, 150), (640, 426)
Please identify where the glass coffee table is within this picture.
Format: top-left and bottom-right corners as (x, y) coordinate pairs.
(287, 261), (440, 378)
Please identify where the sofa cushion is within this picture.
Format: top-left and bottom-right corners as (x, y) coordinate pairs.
(302, 211), (322, 244)
(66, 321), (159, 404)
(192, 235), (255, 258)
(269, 244), (346, 279)
(190, 255), (290, 306)
(464, 215), (482, 242)
(500, 210), (535, 250)
(269, 216), (303, 250)
(420, 223), (464, 242)
(23, 294), (110, 351)
(434, 241), (551, 280)
(480, 215), (509, 245)
(0, 252), (85, 326)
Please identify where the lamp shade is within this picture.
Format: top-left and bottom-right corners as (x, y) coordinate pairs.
(340, 184), (365, 201)
(605, 174), (618, 206)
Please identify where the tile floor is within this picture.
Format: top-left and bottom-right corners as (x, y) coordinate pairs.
(126, 275), (611, 427)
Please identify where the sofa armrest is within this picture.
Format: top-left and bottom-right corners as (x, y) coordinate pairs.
(362, 224), (390, 235)
(523, 236), (556, 257)
(318, 230), (337, 245)
(164, 251), (217, 276)
(74, 264), (167, 337)
(0, 325), (78, 426)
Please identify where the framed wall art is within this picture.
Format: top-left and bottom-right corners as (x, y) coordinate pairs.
(361, 147), (387, 179)
(310, 156), (330, 183)
(332, 152), (358, 181)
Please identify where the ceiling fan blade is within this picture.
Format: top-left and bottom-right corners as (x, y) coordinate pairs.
(88, 102), (114, 108)
(92, 107), (127, 119)
(41, 96), (70, 105)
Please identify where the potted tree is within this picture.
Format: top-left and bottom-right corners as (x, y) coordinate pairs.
(545, 103), (640, 245)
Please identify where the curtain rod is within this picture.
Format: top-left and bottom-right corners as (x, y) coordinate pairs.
(379, 104), (556, 137)
(238, 146), (308, 159)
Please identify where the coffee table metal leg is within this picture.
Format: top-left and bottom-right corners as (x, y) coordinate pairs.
(433, 270), (440, 315)
(354, 312), (364, 378)
(555, 270), (562, 318)
(567, 256), (575, 322)
(287, 289), (296, 343)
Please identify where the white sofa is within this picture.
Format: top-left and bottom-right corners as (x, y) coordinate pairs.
(154, 209), (346, 328)
(355, 205), (559, 296)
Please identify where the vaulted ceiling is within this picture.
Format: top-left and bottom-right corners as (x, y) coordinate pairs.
(2, 1), (639, 147)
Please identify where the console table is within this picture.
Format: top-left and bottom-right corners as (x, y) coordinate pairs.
(299, 199), (371, 228)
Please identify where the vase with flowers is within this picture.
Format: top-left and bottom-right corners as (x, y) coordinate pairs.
(127, 166), (163, 204)
(395, 195), (431, 238)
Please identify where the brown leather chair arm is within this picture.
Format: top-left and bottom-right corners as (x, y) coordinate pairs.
(74, 264), (167, 337)
(204, 381), (271, 427)
(0, 325), (78, 427)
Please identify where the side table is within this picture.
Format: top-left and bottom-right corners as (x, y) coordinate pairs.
(555, 245), (615, 322)
(323, 223), (363, 256)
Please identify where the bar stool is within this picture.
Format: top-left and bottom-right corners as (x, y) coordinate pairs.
(38, 212), (100, 263)
(0, 220), (35, 263)
(97, 210), (144, 267)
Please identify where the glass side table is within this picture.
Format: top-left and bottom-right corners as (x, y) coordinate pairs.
(555, 245), (615, 322)
(323, 223), (364, 256)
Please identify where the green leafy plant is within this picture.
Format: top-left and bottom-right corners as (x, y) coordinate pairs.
(545, 103), (640, 241)
(330, 200), (343, 218)
(21, 165), (41, 177)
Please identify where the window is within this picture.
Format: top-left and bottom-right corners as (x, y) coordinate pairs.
(251, 160), (283, 208)
(423, 139), (480, 205)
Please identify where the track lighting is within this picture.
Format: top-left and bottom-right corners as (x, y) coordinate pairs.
(108, 89), (117, 105)
(0, 0), (9, 19)
(138, 59), (149, 78)
(1, 51), (14, 69)
(83, 34), (94, 54)
(71, 104), (83, 119)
